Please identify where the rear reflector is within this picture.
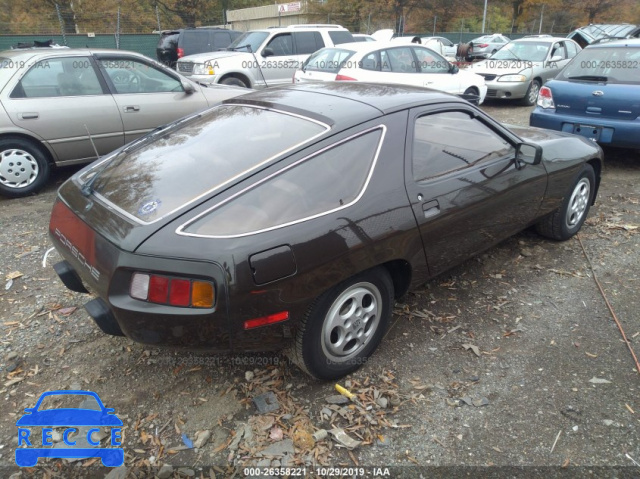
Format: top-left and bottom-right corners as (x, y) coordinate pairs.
(335, 74), (357, 81)
(129, 273), (215, 308)
(244, 311), (289, 330)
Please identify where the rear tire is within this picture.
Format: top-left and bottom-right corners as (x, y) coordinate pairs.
(288, 267), (394, 380)
(220, 76), (248, 88)
(536, 164), (595, 240)
(0, 137), (50, 198)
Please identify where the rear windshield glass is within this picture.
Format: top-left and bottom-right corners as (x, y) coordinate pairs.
(558, 46), (640, 84)
(158, 32), (179, 48)
(329, 31), (355, 45)
(303, 48), (356, 73)
(88, 106), (328, 222)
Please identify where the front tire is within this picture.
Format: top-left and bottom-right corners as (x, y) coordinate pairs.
(220, 76), (248, 88)
(0, 138), (50, 198)
(288, 267), (394, 380)
(536, 164), (595, 240)
(521, 79), (541, 106)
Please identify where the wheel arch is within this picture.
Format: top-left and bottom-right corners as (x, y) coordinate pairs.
(587, 158), (602, 205)
(218, 72), (251, 88)
(380, 259), (412, 299)
(0, 132), (56, 166)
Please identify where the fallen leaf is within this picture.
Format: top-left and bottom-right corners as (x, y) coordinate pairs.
(6, 271), (23, 280)
(462, 343), (480, 357)
(588, 377), (611, 384)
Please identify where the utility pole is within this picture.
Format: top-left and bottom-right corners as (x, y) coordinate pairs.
(539, 4), (544, 34)
(433, 15), (437, 35)
(482, 0), (488, 33)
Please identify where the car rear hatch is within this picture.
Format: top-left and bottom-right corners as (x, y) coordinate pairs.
(49, 102), (331, 347)
(547, 79), (640, 120)
(551, 45), (640, 120)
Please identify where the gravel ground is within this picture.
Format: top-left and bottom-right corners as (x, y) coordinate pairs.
(0, 101), (638, 478)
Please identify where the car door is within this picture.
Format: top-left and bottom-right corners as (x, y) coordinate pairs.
(412, 47), (461, 94)
(438, 37), (457, 57)
(95, 54), (208, 144)
(357, 47), (419, 85)
(258, 33), (299, 86)
(3, 55), (123, 163)
(544, 41), (571, 81)
(404, 106), (547, 276)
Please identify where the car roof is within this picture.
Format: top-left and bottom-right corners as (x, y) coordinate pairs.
(511, 36), (568, 43)
(317, 40), (436, 53)
(0, 48), (154, 61)
(586, 38), (640, 48)
(223, 82), (461, 130)
(251, 24), (348, 33)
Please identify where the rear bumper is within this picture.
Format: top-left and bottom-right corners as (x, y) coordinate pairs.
(530, 107), (640, 148)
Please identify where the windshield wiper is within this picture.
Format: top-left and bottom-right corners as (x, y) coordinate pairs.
(568, 75), (608, 81)
(228, 44), (252, 52)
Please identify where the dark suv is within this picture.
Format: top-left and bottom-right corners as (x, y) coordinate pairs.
(156, 28), (242, 68)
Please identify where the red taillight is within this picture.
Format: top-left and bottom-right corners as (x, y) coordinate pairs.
(169, 278), (190, 306)
(537, 86), (555, 109)
(335, 74), (357, 81)
(477, 43), (489, 48)
(177, 47), (184, 58)
(148, 276), (169, 303)
(130, 273), (215, 308)
(244, 311), (289, 330)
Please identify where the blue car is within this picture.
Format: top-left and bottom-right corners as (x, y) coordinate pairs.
(15, 390), (123, 467)
(530, 39), (640, 149)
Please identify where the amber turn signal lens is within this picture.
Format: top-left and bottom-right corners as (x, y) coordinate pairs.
(191, 281), (215, 308)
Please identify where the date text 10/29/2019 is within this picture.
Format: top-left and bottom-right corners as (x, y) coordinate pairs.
(244, 467), (391, 477)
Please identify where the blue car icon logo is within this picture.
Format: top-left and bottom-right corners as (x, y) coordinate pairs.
(16, 390), (123, 467)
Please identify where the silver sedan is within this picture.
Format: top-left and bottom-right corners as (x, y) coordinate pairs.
(0, 48), (247, 197)
(471, 37), (581, 105)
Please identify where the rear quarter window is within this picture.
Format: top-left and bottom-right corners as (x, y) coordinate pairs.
(304, 48), (356, 73)
(329, 31), (355, 45)
(183, 127), (384, 237)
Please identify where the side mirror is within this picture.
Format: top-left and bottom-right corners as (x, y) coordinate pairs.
(449, 64), (459, 74)
(262, 48), (274, 58)
(181, 80), (195, 94)
(516, 142), (542, 166)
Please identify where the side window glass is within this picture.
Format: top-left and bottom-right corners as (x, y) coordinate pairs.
(101, 58), (183, 94)
(12, 57), (102, 98)
(566, 41), (578, 58)
(294, 32), (319, 55)
(551, 43), (566, 59)
(314, 32), (325, 50)
(185, 129), (383, 237)
(266, 34), (293, 56)
(413, 111), (515, 180)
(380, 50), (392, 72)
(213, 32), (231, 49)
(387, 47), (417, 73)
(413, 47), (449, 73)
(361, 52), (380, 71)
